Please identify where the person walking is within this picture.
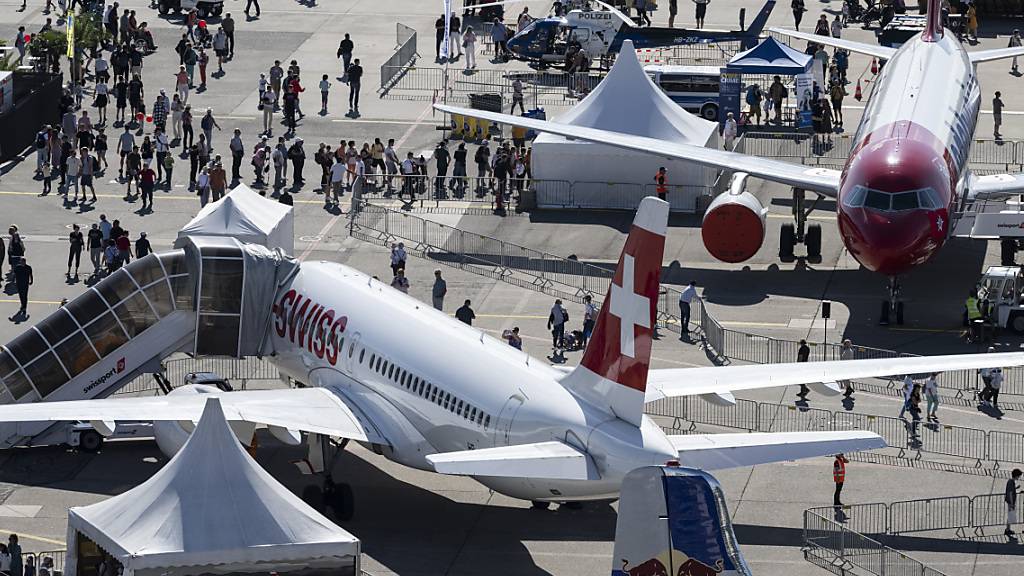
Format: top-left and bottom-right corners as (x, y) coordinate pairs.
(548, 299), (568, 350)
(245, 0), (261, 18)
(288, 139), (306, 185)
(135, 232), (151, 258)
(792, 0), (805, 31)
(463, 26), (477, 70)
(67, 224), (84, 279)
(832, 453), (849, 507)
(669, 0), (678, 27)
(201, 109), (221, 149)
(390, 243), (407, 277)
(390, 269), (410, 293)
(87, 223), (103, 275)
(223, 13), (235, 57)
(654, 166), (668, 201)
(431, 270), (447, 310)
(337, 34), (354, 81)
(898, 374), (914, 418)
(678, 280), (697, 335)
(347, 59), (363, 115)
(319, 75), (331, 115)
(722, 112), (737, 150)
(7, 534), (21, 576)
(924, 372), (940, 422)
(994, 91), (1004, 139)
(229, 129), (244, 183)
(797, 339), (811, 398)
(693, 0), (710, 29)
(456, 299), (476, 325)
(839, 339), (855, 397)
(209, 161), (227, 202)
(966, 4), (978, 43)
(1010, 30), (1022, 75)
(10, 258), (32, 321)
(1007, 469), (1022, 537)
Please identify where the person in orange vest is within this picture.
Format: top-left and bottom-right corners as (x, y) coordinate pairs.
(654, 167), (668, 201)
(833, 453), (849, 507)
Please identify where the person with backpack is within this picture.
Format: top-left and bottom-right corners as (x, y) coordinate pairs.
(769, 75), (788, 124)
(548, 299), (569, 350)
(34, 127), (49, 175)
(745, 83), (763, 126)
(474, 142), (491, 195)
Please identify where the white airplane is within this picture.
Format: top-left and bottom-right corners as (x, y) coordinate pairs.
(438, 0), (1024, 326)
(1, 197), (1022, 519)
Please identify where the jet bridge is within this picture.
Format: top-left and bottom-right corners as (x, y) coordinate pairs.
(0, 236), (296, 449)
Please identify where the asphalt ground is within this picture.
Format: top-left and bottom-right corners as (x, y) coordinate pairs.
(0, 1), (1023, 575)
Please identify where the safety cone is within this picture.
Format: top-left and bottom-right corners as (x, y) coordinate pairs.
(870, 58), (878, 75)
(854, 80), (863, 101)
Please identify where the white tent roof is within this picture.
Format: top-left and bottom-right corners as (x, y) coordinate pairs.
(66, 398), (358, 574)
(176, 184), (295, 254)
(543, 40), (717, 144)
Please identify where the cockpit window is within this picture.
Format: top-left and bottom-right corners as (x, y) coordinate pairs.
(844, 185), (942, 212)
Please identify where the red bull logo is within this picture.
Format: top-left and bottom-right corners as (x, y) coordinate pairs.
(273, 289), (348, 365)
(617, 558), (669, 576)
(676, 558), (724, 576)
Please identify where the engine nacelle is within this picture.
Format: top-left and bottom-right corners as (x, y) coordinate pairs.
(701, 173), (768, 263)
(153, 384), (225, 457)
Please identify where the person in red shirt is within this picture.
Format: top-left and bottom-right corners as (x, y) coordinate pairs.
(288, 75), (305, 119)
(115, 232), (133, 267)
(139, 164), (157, 211)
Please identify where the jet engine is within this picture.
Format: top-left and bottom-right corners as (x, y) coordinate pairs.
(701, 173), (768, 263)
(153, 384), (233, 457)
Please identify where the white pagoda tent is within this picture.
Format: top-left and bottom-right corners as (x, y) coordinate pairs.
(176, 184), (295, 254)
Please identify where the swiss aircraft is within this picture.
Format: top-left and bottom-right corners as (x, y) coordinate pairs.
(507, 0), (774, 67)
(1, 198), (1023, 519)
(442, 0), (1024, 325)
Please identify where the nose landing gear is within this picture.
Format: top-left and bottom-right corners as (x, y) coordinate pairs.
(880, 276), (904, 325)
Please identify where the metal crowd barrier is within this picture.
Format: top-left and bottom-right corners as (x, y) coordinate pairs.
(803, 508), (949, 576)
(112, 356), (281, 397)
(808, 491), (1023, 538)
(649, 394), (1024, 468)
(380, 24), (418, 91)
(22, 550), (69, 573)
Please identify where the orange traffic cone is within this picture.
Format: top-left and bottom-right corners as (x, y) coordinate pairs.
(854, 80), (863, 101)
(870, 58), (878, 75)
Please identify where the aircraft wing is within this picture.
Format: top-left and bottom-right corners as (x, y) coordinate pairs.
(644, 351), (1024, 402)
(768, 27), (897, 60)
(969, 173), (1024, 200)
(0, 388), (388, 445)
(969, 47), (1024, 65)
(427, 441), (600, 480)
(435, 105), (841, 196)
(669, 431), (884, 470)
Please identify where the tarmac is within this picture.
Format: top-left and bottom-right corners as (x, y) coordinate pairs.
(0, 0), (1022, 575)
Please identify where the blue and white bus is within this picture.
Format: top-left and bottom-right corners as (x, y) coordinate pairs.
(644, 65), (722, 121)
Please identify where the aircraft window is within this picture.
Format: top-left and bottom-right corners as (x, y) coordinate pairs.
(484, 415), (491, 428)
(23, 351), (69, 397)
(917, 188), (943, 209)
(843, 185), (868, 208)
(398, 369), (406, 384)
(84, 312), (129, 357)
(469, 407), (476, 421)
(443, 392), (451, 409)
(338, 336), (345, 352)
(387, 363), (394, 379)
(6, 328), (48, 366)
(0, 348), (19, 380)
(526, 26), (551, 53)
(196, 314), (241, 357)
(125, 255), (164, 289)
(144, 280), (175, 318)
(35, 308), (80, 347)
(456, 400), (464, 416)
(1, 367), (34, 400)
(199, 257), (244, 314)
(349, 340), (356, 358)
(891, 191), (920, 211)
(96, 269), (139, 307)
(113, 292), (159, 338)
(430, 386), (439, 402)
(359, 349), (365, 363)
(169, 275), (195, 311)
(375, 356), (382, 372)
(864, 190), (891, 211)
(54, 332), (100, 378)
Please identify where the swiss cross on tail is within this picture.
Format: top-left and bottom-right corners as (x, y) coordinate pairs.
(562, 197), (669, 427)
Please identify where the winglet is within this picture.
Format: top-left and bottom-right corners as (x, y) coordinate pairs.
(922, 0), (943, 42)
(561, 197), (669, 427)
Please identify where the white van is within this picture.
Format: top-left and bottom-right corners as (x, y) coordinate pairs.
(644, 64), (722, 121)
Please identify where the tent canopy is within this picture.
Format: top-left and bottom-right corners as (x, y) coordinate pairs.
(725, 36), (812, 75)
(66, 398), (358, 576)
(176, 184), (295, 254)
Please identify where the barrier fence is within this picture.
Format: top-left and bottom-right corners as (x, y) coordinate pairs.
(803, 508), (948, 576)
(112, 356), (281, 397)
(649, 395), (1023, 468)
(807, 491), (1022, 538)
(380, 23), (418, 91)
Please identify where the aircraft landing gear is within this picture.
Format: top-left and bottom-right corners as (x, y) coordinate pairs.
(531, 500), (551, 510)
(779, 188), (823, 261)
(301, 436), (356, 521)
(879, 276), (904, 325)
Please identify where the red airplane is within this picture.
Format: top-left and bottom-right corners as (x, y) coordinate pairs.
(438, 0), (1024, 324)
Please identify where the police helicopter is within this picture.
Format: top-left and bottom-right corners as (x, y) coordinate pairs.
(506, 0), (775, 67)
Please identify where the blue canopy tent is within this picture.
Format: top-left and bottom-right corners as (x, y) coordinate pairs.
(718, 37), (813, 128)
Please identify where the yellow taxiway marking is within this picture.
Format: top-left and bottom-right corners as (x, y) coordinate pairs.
(1, 299), (65, 306)
(0, 190), (332, 205)
(0, 530), (65, 547)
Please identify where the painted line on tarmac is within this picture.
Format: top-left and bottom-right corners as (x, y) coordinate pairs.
(2, 299), (65, 305)
(0, 190), (328, 206)
(0, 530), (65, 547)
(767, 212), (838, 221)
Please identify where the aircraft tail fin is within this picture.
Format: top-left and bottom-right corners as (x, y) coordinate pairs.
(922, 0), (943, 41)
(612, 466), (750, 576)
(560, 197), (668, 427)
(745, 0), (776, 40)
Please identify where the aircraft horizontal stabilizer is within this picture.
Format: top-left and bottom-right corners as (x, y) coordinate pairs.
(969, 47), (1024, 65)
(427, 441), (600, 480)
(768, 27), (896, 60)
(0, 388), (388, 445)
(669, 431), (884, 470)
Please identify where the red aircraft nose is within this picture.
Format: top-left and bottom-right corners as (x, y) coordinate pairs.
(837, 132), (951, 276)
